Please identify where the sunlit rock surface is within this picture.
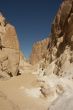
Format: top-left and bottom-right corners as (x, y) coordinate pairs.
(30, 38), (50, 65)
(0, 13), (20, 79)
(1, 0), (73, 110)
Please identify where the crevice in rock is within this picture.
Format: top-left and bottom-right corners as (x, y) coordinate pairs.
(7, 72), (13, 77)
(17, 70), (21, 76)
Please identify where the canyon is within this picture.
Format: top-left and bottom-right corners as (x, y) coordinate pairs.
(0, 0), (73, 110)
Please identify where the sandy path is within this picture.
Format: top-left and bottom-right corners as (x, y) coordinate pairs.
(0, 73), (49, 110)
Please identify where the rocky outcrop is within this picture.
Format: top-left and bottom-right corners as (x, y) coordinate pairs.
(45, 0), (73, 109)
(32, 0), (73, 78)
(0, 13), (20, 79)
(46, 0), (73, 76)
(30, 38), (50, 65)
(30, 0), (73, 65)
(29, 0), (73, 92)
(50, 0), (73, 59)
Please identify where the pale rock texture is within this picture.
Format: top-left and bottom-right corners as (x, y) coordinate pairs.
(30, 38), (50, 65)
(46, 0), (73, 109)
(48, 0), (73, 78)
(0, 13), (20, 78)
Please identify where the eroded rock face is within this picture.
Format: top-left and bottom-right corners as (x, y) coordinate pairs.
(47, 0), (73, 75)
(30, 38), (50, 65)
(50, 0), (73, 59)
(0, 13), (20, 78)
(30, 0), (73, 80)
(30, 0), (73, 65)
(30, 1), (73, 109)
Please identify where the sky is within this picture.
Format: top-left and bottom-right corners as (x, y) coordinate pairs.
(0, 0), (62, 58)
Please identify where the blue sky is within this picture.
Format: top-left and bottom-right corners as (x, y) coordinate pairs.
(0, 0), (62, 58)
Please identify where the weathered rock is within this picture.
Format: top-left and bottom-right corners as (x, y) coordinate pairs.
(0, 13), (20, 78)
(30, 0), (73, 109)
(49, 0), (73, 75)
(30, 38), (50, 65)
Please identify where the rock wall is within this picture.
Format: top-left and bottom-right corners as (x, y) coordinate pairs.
(0, 13), (20, 79)
(50, 0), (73, 59)
(30, 0), (73, 65)
(30, 38), (50, 65)
(45, 0), (73, 77)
